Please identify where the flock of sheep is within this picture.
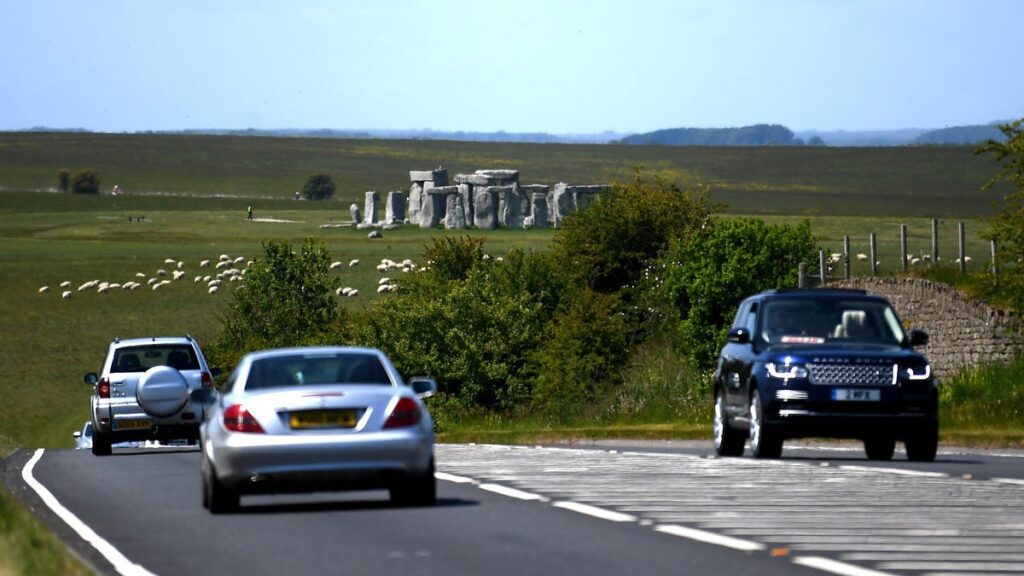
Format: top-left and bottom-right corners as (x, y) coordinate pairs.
(38, 254), (418, 301)
(828, 252), (972, 268)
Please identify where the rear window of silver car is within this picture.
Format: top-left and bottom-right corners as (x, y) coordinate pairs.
(112, 345), (199, 372)
(246, 353), (392, 390)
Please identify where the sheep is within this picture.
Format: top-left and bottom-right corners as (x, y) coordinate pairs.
(349, 259), (359, 267)
(335, 287), (345, 296)
(97, 285), (110, 294)
(347, 289), (359, 297)
(401, 259), (414, 267)
(330, 261), (343, 270)
(219, 254), (231, 261)
(378, 277), (391, 285)
(855, 253), (868, 261)
(177, 261), (184, 269)
(129, 283), (141, 290)
(108, 283), (121, 289)
(156, 269), (167, 277)
(77, 281), (93, 292)
(377, 284), (391, 294)
(121, 283), (133, 290)
(208, 279), (222, 287)
(164, 258), (177, 264)
(203, 275), (212, 283)
(246, 260), (254, 268)
(136, 272), (146, 278)
(62, 290), (72, 299)
(59, 281), (72, 288)
(194, 276), (203, 283)
(152, 282), (164, 291)
(215, 261), (229, 270)
(911, 257), (921, 266)
(233, 256), (246, 264)
(964, 256), (973, 263)
(208, 285), (220, 294)
(39, 286), (50, 293)
(172, 270), (186, 281)
(339, 287), (353, 296)
(376, 264), (388, 272)
(147, 278), (158, 286)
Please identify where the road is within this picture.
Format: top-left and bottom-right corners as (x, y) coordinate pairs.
(6, 442), (1024, 576)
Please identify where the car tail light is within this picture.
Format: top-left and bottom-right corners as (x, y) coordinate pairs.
(383, 397), (421, 429)
(98, 377), (110, 399)
(222, 404), (264, 433)
(201, 371), (214, 389)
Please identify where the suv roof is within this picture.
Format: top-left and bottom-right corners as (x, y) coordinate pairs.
(111, 335), (199, 346)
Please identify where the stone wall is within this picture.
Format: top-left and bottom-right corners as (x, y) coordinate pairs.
(829, 277), (1024, 379)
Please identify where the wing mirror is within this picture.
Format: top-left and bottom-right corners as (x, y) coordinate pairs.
(84, 372), (98, 385)
(408, 377), (437, 399)
(727, 328), (751, 344)
(908, 329), (929, 347)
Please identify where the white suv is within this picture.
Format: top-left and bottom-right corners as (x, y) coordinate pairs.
(84, 336), (219, 456)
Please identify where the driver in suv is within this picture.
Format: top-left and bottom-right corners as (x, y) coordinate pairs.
(84, 336), (218, 455)
(713, 289), (938, 461)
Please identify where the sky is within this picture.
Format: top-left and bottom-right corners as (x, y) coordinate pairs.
(2, 0), (1023, 134)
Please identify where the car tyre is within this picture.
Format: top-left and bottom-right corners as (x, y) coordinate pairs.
(91, 430), (112, 456)
(864, 437), (896, 460)
(390, 458), (436, 507)
(749, 390), (782, 458)
(714, 391), (745, 456)
(202, 451), (239, 514)
(905, 421), (939, 462)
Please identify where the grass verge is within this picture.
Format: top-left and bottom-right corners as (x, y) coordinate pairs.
(0, 486), (90, 576)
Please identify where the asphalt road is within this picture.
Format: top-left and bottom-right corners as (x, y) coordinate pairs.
(6, 441), (1024, 576)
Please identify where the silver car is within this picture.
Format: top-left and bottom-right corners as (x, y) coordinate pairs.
(196, 346), (437, 513)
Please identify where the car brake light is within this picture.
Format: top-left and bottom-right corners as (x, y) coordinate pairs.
(98, 377), (110, 399)
(222, 404), (264, 433)
(383, 397), (421, 429)
(201, 372), (214, 389)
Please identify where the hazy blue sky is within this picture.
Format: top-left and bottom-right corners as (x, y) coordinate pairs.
(2, 0), (1022, 134)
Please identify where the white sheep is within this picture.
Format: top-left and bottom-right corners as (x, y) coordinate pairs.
(964, 256), (973, 263)
(136, 272), (146, 278)
(97, 285), (110, 294)
(378, 277), (391, 285)
(77, 282), (92, 292)
(401, 259), (414, 267)
(246, 260), (254, 268)
(121, 283), (133, 290)
(910, 257), (921, 266)
(164, 258), (177, 264)
(147, 278), (158, 286)
(194, 276), (203, 283)
(203, 275), (212, 283)
(208, 285), (220, 294)
(330, 261), (342, 270)
(377, 284), (391, 294)
(172, 270), (186, 281)
(156, 269), (167, 277)
(215, 261), (229, 270)
(855, 253), (868, 261)
(233, 256), (245, 264)
(59, 281), (71, 288)
(177, 261), (184, 269)
(152, 282), (164, 291)
(108, 283), (122, 289)
(39, 286), (50, 293)
(335, 287), (345, 296)
(376, 264), (388, 272)
(349, 259), (359, 267)
(129, 283), (141, 290)
(347, 289), (359, 297)
(200, 259), (210, 268)
(208, 279), (222, 287)
(62, 290), (72, 299)
(219, 254), (230, 261)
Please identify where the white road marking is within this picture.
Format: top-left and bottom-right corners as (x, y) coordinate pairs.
(794, 556), (896, 576)
(879, 561), (1024, 571)
(553, 501), (638, 523)
(992, 477), (1024, 487)
(478, 483), (549, 501)
(21, 449), (158, 576)
(654, 524), (764, 552)
(838, 465), (949, 478)
(434, 472), (477, 484)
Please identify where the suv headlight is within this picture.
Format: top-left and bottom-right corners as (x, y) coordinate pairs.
(902, 363), (931, 381)
(766, 360), (809, 382)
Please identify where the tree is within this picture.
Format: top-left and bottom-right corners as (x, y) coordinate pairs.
(70, 170), (100, 194)
(976, 118), (1024, 299)
(301, 174), (336, 200)
(57, 169), (70, 193)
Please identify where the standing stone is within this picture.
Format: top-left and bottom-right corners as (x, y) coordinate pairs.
(550, 183), (575, 228)
(420, 186), (455, 229)
(445, 194), (467, 229)
(363, 191), (380, 225)
(410, 168), (449, 186)
(385, 191), (407, 225)
(349, 203), (362, 225)
(458, 184), (474, 225)
(530, 192), (549, 229)
(473, 187), (499, 229)
(408, 183), (423, 224)
(496, 186), (524, 229)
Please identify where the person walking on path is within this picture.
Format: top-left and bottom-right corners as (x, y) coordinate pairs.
(247, 205), (253, 220)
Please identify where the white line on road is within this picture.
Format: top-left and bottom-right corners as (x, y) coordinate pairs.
(553, 501), (638, 523)
(434, 472), (478, 484)
(793, 556), (896, 576)
(837, 465), (949, 478)
(654, 524), (765, 552)
(992, 477), (1024, 487)
(21, 449), (158, 576)
(478, 483), (549, 501)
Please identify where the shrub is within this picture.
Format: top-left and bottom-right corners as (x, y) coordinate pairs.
(57, 169), (70, 193)
(301, 173), (336, 200)
(664, 217), (818, 368)
(70, 170), (99, 194)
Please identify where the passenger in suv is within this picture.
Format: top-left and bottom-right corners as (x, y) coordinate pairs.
(713, 289), (938, 461)
(84, 336), (219, 456)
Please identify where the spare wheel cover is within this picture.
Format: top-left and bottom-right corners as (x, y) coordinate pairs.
(137, 366), (189, 417)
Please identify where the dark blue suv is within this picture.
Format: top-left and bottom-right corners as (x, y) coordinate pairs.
(713, 289), (938, 461)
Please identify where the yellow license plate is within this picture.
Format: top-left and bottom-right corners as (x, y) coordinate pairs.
(290, 409), (358, 430)
(114, 419), (151, 430)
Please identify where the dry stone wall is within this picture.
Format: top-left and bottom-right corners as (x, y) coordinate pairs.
(829, 277), (1024, 379)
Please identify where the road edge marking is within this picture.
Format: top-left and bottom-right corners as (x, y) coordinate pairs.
(434, 472), (478, 484)
(478, 483), (549, 501)
(21, 449), (158, 576)
(553, 501), (638, 523)
(654, 524), (765, 551)
(793, 555), (897, 576)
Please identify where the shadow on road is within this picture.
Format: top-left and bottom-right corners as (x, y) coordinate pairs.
(237, 497), (478, 515)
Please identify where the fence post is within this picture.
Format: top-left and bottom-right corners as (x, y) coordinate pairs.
(991, 238), (999, 280)
(900, 224), (908, 271)
(958, 221), (966, 274)
(870, 232), (877, 275)
(843, 235), (850, 279)
(798, 262), (807, 289)
(819, 249), (826, 284)
(931, 218), (939, 266)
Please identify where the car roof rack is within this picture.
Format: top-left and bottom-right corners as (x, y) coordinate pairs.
(760, 288), (868, 295)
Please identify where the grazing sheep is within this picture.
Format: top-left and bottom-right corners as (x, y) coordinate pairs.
(136, 272), (146, 278)
(129, 283), (141, 290)
(97, 285), (110, 294)
(194, 276), (202, 283)
(156, 269), (167, 277)
(376, 264), (388, 272)
(401, 259), (414, 267)
(39, 286), (50, 293)
(378, 277), (391, 285)
(121, 283), (133, 290)
(152, 283), (163, 291)
(348, 259), (359, 267)
(177, 261), (184, 269)
(964, 256), (973, 263)
(330, 261), (342, 270)
(377, 284), (391, 294)
(108, 283), (121, 289)
(208, 279), (222, 287)
(233, 256), (245, 264)
(203, 275), (212, 283)
(347, 289), (359, 297)
(335, 287), (345, 296)
(246, 260), (254, 267)
(172, 270), (186, 281)
(200, 260), (210, 268)
(215, 261), (229, 270)
(219, 254), (230, 261)
(77, 282), (92, 292)
(855, 253), (868, 261)
(911, 257), (921, 266)
(164, 258), (177, 264)
(59, 281), (71, 288)
(208, 285), (220, 294)
(340, 287), (353, 296)
(62, 290), (72, 299)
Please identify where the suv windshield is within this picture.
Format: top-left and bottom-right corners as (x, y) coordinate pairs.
(761, 299), (905, 346)
(112, 344), (199, 372)
(246, 352), (392, 390)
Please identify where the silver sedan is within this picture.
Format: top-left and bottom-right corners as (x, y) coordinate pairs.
(196, 346), (437, 513)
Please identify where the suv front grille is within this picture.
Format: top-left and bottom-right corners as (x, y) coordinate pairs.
(808, 363), (894, 386)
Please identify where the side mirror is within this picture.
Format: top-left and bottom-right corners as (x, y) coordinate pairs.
(408, 377), (437, 399)
(190, 388), (218, 405)
(727, 328), (751, 344)
(908, 329), (929, 347)
(84, 372), (98, 385)
(210, 367), (222, 379)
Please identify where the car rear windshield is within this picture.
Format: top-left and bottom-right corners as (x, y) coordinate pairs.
(762, 299), (905, 346)
(112, 345), (199, 372)
(245, 352), (393, 390)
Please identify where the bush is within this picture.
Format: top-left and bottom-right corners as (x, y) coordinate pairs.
(57, 169), (70, 193)
(976, 119), (1024, 309)
(301, 173), (336, 200)
(214, 238), (342, 366)
(70, 170), (99, 194)
(664, 217), (818, 368)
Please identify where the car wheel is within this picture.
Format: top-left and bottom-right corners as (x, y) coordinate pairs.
(390, 458), (436, 507)
(714, 391), (745, 456)
(91, 431), (112, 456)
(203, 451), (238, 514)
(749, 390), (782, 458)
(864, 437), (896, 460)
(905, 421), (939, 462)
